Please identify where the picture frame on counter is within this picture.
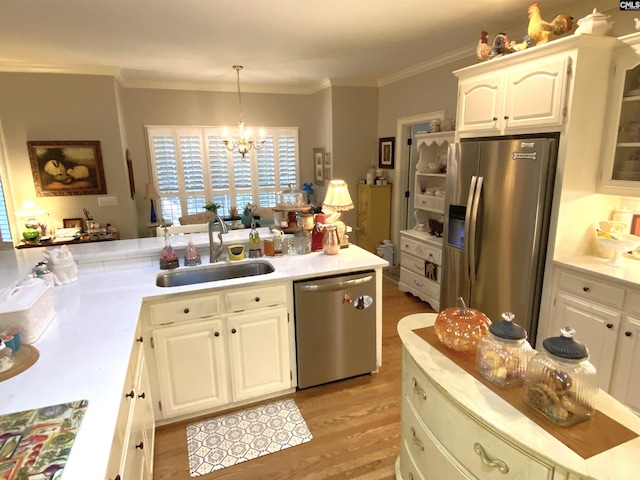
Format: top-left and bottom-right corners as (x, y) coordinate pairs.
(27, 140), (107, 196)
(63, 218), (83, 230)
(313, 147), (325, 186)
(378, 137), (395, 169)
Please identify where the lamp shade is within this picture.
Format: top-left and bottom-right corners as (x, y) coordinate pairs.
(15, 200), (46, 218)
(322, 180), (354, 212)
(144, 182), (160, 200)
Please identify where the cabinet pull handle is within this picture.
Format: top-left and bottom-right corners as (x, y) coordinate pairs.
(125, 390), (134, 399)
(136, 336), (143, 343)
(138, 392), (145, 399)
(408, 474), (414, 480)
(474, 442), (509, 474)
(607, 323), (614, 329)
(583, 287), (590, 292)
(410, 427), (424, 451)
(411, 378), (427, 400)
(626, 331), (632, 337)
(231, 328), (237, 334)
(183, 307), (190, 314)
(214, 331), (220, 337)
(136, 441), (144, 450)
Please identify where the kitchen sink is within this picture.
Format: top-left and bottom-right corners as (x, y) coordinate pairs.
(156, 260), (275, 287)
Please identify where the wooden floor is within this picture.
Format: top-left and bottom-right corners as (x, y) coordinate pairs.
(153, 277), (434, 480)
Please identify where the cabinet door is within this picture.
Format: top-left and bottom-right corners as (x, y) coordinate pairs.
(227, 306), (291, 401)
(610, 315), (640, 415)
(357, 185), (391, 253)
(153, 319), (229, 418)
(504, 56), (570, 132)
(457, 73), (503, 134)
(553, 292), (621, 391)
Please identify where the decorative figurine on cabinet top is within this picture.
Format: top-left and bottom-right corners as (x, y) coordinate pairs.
(476, 31), (512, 62)
(527, 2), (574, 45)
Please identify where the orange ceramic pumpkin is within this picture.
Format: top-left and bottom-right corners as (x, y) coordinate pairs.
(435, 297), (491, 353)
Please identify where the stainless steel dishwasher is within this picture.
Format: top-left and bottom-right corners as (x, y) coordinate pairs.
(293, 270), (377, 389)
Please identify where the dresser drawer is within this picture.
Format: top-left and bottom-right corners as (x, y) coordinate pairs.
(400, 268), (439, 299)
(558, 270), (624, 309)
(625, 291), (640, 317)
(404, 351), (553, 479)
(400, 236), (442, 264)
(148, 294), (222, 325)
(401, 251), (440, 284)
(225, 283), (288, 312)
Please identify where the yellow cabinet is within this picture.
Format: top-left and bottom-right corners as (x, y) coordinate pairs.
(356, 184), (391, 254)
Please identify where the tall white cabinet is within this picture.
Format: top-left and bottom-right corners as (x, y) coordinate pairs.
(399, 132), (453, 310)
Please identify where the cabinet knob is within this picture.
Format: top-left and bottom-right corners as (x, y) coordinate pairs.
(136, 441), (144, 450)
(138, 392), (146, 399)
(214, 331), (220, 337)
(503, 115), (509, 120)
(231, 328), (237, 334)
(626, 331), (633, 337)
(125, 390), (134, 399)
(492, 117), (498, 121)
(606, 323), (614, 329)
(136, 336), (143, 343)
(254, 297), (260, 302)
(115, 476), (121, 480)
(583, 287), (590, 292)
(183, 307), (190, 314)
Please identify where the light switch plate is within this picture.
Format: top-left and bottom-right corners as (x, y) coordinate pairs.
(98, 196), (118, 207)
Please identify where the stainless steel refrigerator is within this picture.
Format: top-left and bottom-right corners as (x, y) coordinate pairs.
(440, 135), (558, 345)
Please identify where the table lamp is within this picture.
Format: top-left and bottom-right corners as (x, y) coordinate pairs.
(15, 200), (47, 242)
(322, 179), (354, 247)
(144, 182), (160, 224)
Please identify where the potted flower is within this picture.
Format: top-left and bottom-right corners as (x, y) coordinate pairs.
(204, 202), (221, 214)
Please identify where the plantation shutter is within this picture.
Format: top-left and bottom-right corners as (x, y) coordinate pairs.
(0, 174), (11, 244)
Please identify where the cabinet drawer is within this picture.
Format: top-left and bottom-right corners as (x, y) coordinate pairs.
(400, 236), (442, 264)
(401, 252), (439, 284)
(558, 270), (624, 308)
(404, 352), (553, 479)
(414, 195), (444, 212)
(400, 268), (439, 299)
(225, 284), (287, 312)
(625, 291), (640, 317)
(148, 294), (222, 325)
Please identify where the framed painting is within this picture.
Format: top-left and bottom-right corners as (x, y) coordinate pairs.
(378, 137), (395, 169)
(27, 140), (107, 196)
(63, 218), (83, 229)
(313, 147), (325, 186)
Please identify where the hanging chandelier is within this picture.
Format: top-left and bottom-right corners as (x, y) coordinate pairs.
(222, 65), (266, 158)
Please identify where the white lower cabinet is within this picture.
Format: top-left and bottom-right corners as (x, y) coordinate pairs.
(546, 266), (640, 414)
(398, 230), (443, 310)
(106, 324), (155, 480)
(145, 282), (294, 422)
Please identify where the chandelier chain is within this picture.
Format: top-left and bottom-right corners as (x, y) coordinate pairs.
(234, 65), (244, 124)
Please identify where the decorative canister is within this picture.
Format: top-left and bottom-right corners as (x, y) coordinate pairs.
(322, 224), (340, 255)
(0, 340), (15, 373)
(476, 312), (533, 387)
(434, 297), (491, 353)
(524, 327), (597, 426)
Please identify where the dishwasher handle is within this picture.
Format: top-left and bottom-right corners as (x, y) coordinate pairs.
(298, 275), (373, 291)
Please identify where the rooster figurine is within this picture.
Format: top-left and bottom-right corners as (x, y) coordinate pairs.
(527, 2), (574, 45)
(476, 31), (511, 62)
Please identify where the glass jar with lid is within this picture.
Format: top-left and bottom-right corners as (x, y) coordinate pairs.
(276, 185), (307, 209)
(524, 327), (597, 426)
(476, 312), (533, 387)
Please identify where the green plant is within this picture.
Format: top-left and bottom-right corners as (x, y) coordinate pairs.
(204, 202), (221, 213)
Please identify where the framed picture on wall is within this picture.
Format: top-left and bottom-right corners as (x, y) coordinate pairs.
(313, 147), (325, 186)
(378, 137), (395, 169)
(324, 152), (332, 182)
(27, 140), (107, 196)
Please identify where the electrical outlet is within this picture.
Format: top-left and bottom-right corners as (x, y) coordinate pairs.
(98, 196), (118, 207)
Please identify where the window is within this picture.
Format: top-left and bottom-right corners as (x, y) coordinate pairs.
(0, 172), (11, 245)
(147, 126), (298, 225)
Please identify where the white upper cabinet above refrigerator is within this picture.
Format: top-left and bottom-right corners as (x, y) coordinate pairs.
(599, 33), (640, 196)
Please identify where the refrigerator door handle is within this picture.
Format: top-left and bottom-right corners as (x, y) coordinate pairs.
(469, 176), (483, 285)
(464, 176), (478, 282)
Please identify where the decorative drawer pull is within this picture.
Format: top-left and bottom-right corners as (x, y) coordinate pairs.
(138, 392), (146, 399)
(474, 443), (509, 474)
(183, 307), (190, 314)
(136, 441), (144, 450)
(411, 378), (427, 400)
(125, 390), (134, 399)
(410, 427), (424, 451)
(583, 287), (590, 292)
(626, 331), (632, 337)
(606, 323), (614, 329)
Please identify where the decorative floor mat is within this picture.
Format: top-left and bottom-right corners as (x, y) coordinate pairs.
(186, 398), (312, 477)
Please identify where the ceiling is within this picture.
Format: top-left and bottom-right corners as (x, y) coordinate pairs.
(0, 0), (613, 94)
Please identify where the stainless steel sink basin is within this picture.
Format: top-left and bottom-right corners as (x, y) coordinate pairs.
(156, 260), (275, 287)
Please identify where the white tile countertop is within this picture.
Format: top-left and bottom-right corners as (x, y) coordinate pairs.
(0, 233), (387, 479)
(398, 313), (640, 479)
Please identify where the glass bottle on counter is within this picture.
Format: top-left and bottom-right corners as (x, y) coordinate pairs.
(524, 327), (597, 426)
(476, 312), (533, 387)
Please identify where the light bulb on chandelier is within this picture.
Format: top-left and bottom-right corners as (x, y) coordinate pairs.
(222, 65), (266, 158)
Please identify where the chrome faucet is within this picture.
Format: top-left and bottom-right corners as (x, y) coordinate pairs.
(208, 214), (229, 263)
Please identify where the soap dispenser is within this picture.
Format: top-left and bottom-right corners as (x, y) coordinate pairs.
(183, 238), (201, 266)
(159, 226), (179, 269)
(248, 220), (261, 258)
